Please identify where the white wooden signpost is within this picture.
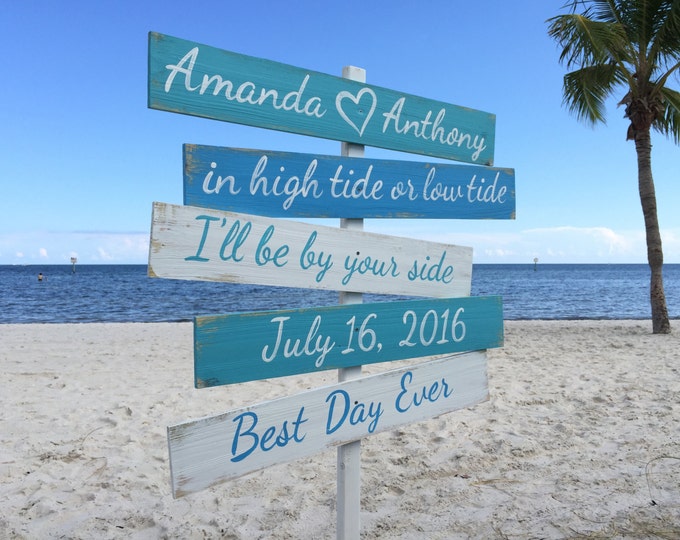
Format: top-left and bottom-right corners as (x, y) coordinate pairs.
(147, 32), (514, 538)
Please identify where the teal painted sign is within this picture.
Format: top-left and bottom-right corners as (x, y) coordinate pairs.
(194, 296), (502, 387)
(184, 145), (515, 219)
(149, 32), (496, 165)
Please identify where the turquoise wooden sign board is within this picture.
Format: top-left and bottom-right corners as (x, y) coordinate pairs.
(184, 145), (515, 219)
(194, 295), (503, 387)
(149, 32), (496, 165)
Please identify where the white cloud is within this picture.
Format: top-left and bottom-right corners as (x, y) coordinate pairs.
(364, 221), (680, 263)
(96, 247), (115, 261)
(484, 248), (516, 258)
(0, 231), (150, 264)
(522, 226), (642, 261)
(3, 225), (680, 265)
(527, 226), (635, 250)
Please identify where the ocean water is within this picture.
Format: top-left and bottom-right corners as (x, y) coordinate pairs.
(1, 264), (679, 323)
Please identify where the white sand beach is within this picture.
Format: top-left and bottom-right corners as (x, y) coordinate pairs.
(1, 320), (679, 539)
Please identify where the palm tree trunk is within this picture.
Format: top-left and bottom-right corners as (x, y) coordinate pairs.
(635, 129), (671, 334)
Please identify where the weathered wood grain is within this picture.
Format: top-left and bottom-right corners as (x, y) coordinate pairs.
(184, 145), (515, 219)
(149, 32), (495, 165)
(168, 350), (488, 497)
(148, 202), (473, 297)
(194, 296), (503, 386)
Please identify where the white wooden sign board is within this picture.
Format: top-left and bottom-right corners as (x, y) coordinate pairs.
(149, 202), (473, 297)
(168, 350), (488, 498)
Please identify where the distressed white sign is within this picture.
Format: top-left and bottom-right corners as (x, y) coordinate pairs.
(149, 202), (473, 297)
(168, 351), (487, 497)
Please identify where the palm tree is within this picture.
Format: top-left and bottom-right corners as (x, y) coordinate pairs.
(547, 0), (680, 334)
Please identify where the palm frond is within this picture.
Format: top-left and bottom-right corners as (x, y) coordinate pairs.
(651, 0), (680, 62)
(654, 86), (680, 143)
(548, 14), (624, 68)
(563, 63), (623, 124)
(586, 0), (619, 23)
(653, 59), (680, 90)
(548, 12), (634, 72)
(549, 0), (680, 141)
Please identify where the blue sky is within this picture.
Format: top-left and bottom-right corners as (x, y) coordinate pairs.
(2, 0), (678, 265)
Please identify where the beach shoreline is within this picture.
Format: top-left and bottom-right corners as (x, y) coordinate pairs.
(1, 320), (679, 538)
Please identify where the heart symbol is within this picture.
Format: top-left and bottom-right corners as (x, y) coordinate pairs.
(335, 88), (377, 137)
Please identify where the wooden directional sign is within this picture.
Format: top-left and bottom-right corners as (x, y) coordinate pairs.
(194, 296), (502, 387)
(168, 350), (487, 497)
(148, 202), (473, 297)
(149, 32), (495, 165)
(184, 145), (515, 219)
